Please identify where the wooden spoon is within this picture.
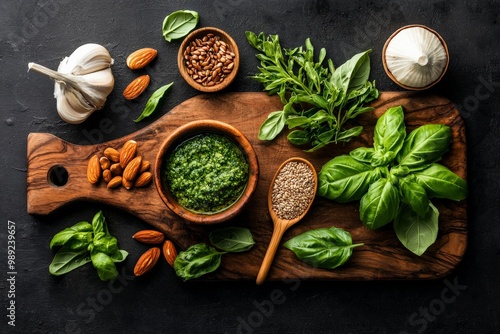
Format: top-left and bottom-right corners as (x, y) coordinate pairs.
(256, 157), (318, 285)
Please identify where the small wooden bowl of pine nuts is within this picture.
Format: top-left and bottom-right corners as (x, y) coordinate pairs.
(178, 27), (240, 93)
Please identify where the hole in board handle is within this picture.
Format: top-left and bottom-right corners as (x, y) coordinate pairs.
(47, 165), (69, 187)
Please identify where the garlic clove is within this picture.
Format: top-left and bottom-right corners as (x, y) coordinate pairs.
(59, 43), (114, 75)
(382, 25), (449, 90)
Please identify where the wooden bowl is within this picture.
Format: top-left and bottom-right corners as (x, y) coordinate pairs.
(154, 120), (259, 224)
(177, 27), (240, 93)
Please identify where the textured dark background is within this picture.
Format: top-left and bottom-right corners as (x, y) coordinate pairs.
(1, 0), (499, 333)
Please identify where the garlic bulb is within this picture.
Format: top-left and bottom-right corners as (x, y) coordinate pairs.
(383, 25), (449, 90)
(28, 43), (115, 124)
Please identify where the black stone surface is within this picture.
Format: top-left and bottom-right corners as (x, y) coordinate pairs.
(1, 0), (499, 333)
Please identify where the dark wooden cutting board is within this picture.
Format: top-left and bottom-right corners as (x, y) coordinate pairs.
(27, 91), (467, 281)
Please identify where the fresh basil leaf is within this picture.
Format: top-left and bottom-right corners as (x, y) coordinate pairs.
(49, 245), (91, 276)
(373, 105), (406, 156)
(350, 147), (375, 163)
(331, 50), (372, 93)
(65, 232), (93, 252)
(318, 155), (382, 202)
(360, 178), (400, 229)
(287, 115), (312, 129)
(162, 10), (199, 42)
(91, 210), (108, 235)
(287, 129), (310, 145)
(336, 126), (363, 142)
(399, 177), (429, 217)
(371, 151), (396, 167)
(109, 249), (129, 263)
(174, 244), (225, 281)
(209, 227), (255, 252)
(394, 202), (439, 256)
(93, 232), (119, 256)
(258, 110), (286, 140)
(90, 251), (118, 281)
(397, 124), (451, 168)
(283, 226), (363, 269)
(134, 82), (174, 123)
(413, 163), (468, 201)
(49, 221), (92, 249)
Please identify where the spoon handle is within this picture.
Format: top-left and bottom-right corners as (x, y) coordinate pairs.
(256, 222), (287, 285)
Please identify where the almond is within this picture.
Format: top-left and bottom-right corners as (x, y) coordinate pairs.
(122, 177), (133, 190)
(102, 169), (112, 183)
(162, 240), (177, 267)
(134, 247), (160, 276)
(134, 172), (152, 188)
(139, 160), (151, 173)
(120, 140), (137, 168)
(132, 230), (164, 244)
(107, 176), (122, 189)
(123, 155), (142, 181)
(110, 163), (123, 176)
(87, 154), (101, 184)
(126, 48), (157, 70)
(104, 147), (120, 163)
(123, 75), (150, 100)
(99, 156), (110, 170)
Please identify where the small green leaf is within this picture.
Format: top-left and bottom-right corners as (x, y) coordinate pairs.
(134, 83), (174, 123)
(209, 227), (255, 252)
(49, 246), (91, 276)
(49, 221), (92, 249)
(92, 232), (119, 256)
(394, 202), (439, 256)
(373, 105), (406, 156)
(258, 110), (286, 140)
(283, 226), (363, 269)
(413, 163), (468, 201)
(399, 177), (429, 217)
(91, 251), (118, 281)
(288, 129), (310, 145)
(174, 244), (225, 281)
(109, 249), (129, 263)
(91, 210), (108, 235)
(162, 10), (199, 42)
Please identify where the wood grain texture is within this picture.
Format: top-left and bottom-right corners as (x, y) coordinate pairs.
(26, 91), (467, 281)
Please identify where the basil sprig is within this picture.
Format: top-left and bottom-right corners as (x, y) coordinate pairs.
(246, 31), (379, 151)
(162, 10), (199, 42)
(318, 106), (468, 255)
(284, 227), (363, 269)
(49, 211), (128, 280)
(134, 82), (174, 123)
(174, 227), (255, 281)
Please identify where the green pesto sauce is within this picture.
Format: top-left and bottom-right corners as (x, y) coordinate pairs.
(164, 133), (249, 214)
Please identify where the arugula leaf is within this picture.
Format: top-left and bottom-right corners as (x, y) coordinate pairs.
(134, 83), (174, 123)
(394, 202), (439, 256)
(283, 227), (363, 269)
(318, 155), (383, 202)
(209, 227), (255, 252)
(174, 244), (225, 281)
(162, 10), (199, 42)
(360, 178), (400, 230)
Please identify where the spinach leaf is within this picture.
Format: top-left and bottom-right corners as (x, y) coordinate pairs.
(394, 202), (439, 256)
(258, 110), (286, 140)
(318, 155), (382, 202)
(162, 10), (199, 42)
(49, 221), (92, 249)
(283, 227), (363, 269)
(413, 163), (468, 201)
(49, 245), (91, 276)
(373, 105), (406, 157)
(174, 244), (225, 281)
(209, 227), (255, 253)
(331, 50), (372, 94)
(360, 178), (400, 229)
(134, 82), (174, 123)
(90, 251), (118, 281)
(397, 124), (451, 169)
(399, 177), (429, 217)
